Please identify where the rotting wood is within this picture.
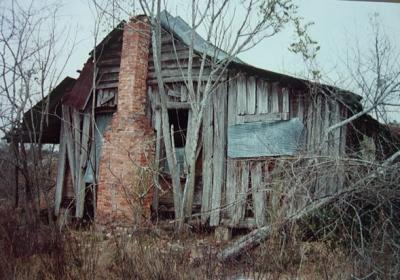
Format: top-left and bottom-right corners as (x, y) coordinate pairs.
(225, 77), (237, 220)
(339, 107), (347, 156)
(236, 112), (283, 124)
(154, 101), (191, 110)
(72, 109), (81, 188)
(225, 160), (237, 221)
(147, 75), (218, 84)
(152, 109), (162, 213)
(221, 217), (257, 229)
(180, 85), (188, 102)
(271, 83), (279, 113)
(62, 106), (75, 187)
(210, 84), (227, 226)
(332, 101), (341, 157)
(96, 82), (119, 89)
(167, 89), (181, 98)
(182, 109), (197, 216)
(282, 88), (289, 120)
(98, 66), (120, 74)
(314, 95), (322, 152)
(306, 99), (314, 152)
(246, 76), (256, 115)
(237, 74), (247, 116)
(201, 100), (213, 224)
(217, 195), (337, 262)
(256, 79), (268, 114)
(233, 161), (249, 225)
(54, 123), (66, 216)
(322, 97), (330, 154)
(76, 113), (90, 218)
(297, 93), (304, 123)
(227, 75), (237, 125)
(148, 68), (212, 79)
(251, 161), (266, 227)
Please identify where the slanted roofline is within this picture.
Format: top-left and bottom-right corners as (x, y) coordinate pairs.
(158, 10), (362, 111)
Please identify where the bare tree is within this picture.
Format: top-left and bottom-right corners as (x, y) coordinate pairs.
(91, 0), (317, 228)
(0, 0), (74, 223)
(218, 16), (400, 275)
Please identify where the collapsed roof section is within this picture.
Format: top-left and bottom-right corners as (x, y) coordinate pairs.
(5, 77), (76, 144)
(63, 60), (94, 110)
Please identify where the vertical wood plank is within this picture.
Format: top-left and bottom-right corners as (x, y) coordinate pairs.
(306, 99), (314, 152)
(298, 93), (304, 123)
(55, 124), (66, 216)
(322, 97), (330, 155)
(225, 75), (238, 221)
(237, 74), (247, 116)
(225, 160), (236, 221)
(210, 83), (227, 226)
(76, 112), (90, 218)
(72, 109), (81, 188)
(251, 161), (266, 227)
(62, 106), (75, 186)
(233, 161), (249, 224)
(246, 76), (256, 115)
(256, 79), (269, 114)
(201, 95), (214, 223)
(337, 106), (347, 194)
(333, 101), (341, 157)
(289, 90), (298, 119)
(227, 75), (237, 125)
(314, 95), (322, 152)
(184, 109), (193, 174)
(340, 107), (347, 156)
(152, 109), (162, 214)
(271, 83), (279, 113)
(282, 88), (290, 120)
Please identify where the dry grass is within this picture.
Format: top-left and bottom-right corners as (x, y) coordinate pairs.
(1, 202), (399, 280)
(0, 205), (356, 279)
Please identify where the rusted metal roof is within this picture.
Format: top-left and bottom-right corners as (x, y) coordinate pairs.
(63, 60), (94, 110)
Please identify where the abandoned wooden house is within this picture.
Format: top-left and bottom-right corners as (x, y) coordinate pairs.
(14, 12), (397, 229)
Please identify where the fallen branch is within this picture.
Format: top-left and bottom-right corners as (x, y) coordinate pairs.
(217, 196), (335, 262)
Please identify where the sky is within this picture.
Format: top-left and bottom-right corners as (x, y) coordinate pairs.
(58, 0), (400, 79)
(2, 0), (399, 118)
(56, 0), (399, 119)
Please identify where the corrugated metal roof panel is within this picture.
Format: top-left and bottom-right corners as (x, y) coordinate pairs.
(228, 118), (306, 158)
(159, 11), (244, 64)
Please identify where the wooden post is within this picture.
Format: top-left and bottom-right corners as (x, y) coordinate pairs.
(55, 123), (67, 216)
(225, 76), (237, 221)
(210, 84), (227, 226)
(201, 100), (214, 224)
(75, 112), (90, 218)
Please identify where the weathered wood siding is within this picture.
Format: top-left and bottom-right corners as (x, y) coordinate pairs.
(222, 72), (348, 228)
(55, 30), (123, 217)
(147, 28), (349, 229)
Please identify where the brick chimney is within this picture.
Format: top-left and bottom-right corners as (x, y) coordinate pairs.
(96, 16), (154, 227)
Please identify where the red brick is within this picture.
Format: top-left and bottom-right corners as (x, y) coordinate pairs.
(96, 17), (154, 228)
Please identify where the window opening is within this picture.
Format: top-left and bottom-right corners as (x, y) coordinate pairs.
(168, 109), (189, 148)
